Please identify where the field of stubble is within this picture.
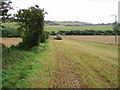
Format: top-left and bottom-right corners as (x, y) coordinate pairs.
(0, 38), (22, 47)
(66, 35), (119, 45)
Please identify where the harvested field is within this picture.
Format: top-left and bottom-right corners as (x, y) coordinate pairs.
(66, 35), (120, 45)
(0, 38), (22, 47)
(49, 36), (118, 88)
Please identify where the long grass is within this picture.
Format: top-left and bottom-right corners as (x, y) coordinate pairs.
(2, 42), (56, 88)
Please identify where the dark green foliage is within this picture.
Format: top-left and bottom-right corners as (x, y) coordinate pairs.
(45, 31), (49, 39)
(112, 23), (120, 36)
(95, 31), (104, 35)
(40, 30), (46, 43)
(14, 5), (47, 49)
(57, 30), (66, 35)
(40, 31), (49, 43)
(53, 30), (120, 35)
(0, 0), (13, 23)
(104, 30), (114, 35)
(51, 31), (56, 35)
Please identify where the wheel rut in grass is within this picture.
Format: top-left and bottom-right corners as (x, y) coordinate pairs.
(51, 40), (85, 88)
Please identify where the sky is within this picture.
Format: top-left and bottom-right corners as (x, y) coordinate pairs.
(10, 0), (120, 24)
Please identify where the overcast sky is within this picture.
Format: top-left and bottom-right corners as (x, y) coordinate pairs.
(10, 0), (120, 24)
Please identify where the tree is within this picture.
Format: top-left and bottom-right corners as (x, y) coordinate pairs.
(0, 0), (13, 23)
(14, 5), (47, 49)
(0, 0), (13, 38)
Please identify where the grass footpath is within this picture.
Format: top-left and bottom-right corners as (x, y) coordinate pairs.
(2, 41), (56, 88)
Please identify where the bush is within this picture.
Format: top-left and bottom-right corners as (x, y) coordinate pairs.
(14, 5), (47, 50)
(45, 31), (49, 39)
(51, 31), (56, 35)
(40, 30), (46, 43)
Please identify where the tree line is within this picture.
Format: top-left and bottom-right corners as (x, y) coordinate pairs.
(51, 29), (120, 35)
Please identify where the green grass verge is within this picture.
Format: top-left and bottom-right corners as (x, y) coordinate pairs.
(2, 41), (56, 88)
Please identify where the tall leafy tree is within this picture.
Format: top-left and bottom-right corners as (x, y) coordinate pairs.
(14, 5), (47, 49)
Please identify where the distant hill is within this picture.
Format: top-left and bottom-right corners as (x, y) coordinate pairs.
(45, 21), (93, 26)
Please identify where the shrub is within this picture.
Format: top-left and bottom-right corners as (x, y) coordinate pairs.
(14, 5), (47, 49)
(40, 30), (46, 43)
(51, 31), (56, 35)
(45, 31), (49, 39)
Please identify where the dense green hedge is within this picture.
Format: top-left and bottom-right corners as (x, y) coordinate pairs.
(1, 29), (120, 37)
(50, 30), (120, 35)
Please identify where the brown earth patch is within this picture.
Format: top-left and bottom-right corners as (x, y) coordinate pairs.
(0, 38), (22, 47)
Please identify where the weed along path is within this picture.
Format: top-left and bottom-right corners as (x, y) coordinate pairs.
(3, 36), (118, 88)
